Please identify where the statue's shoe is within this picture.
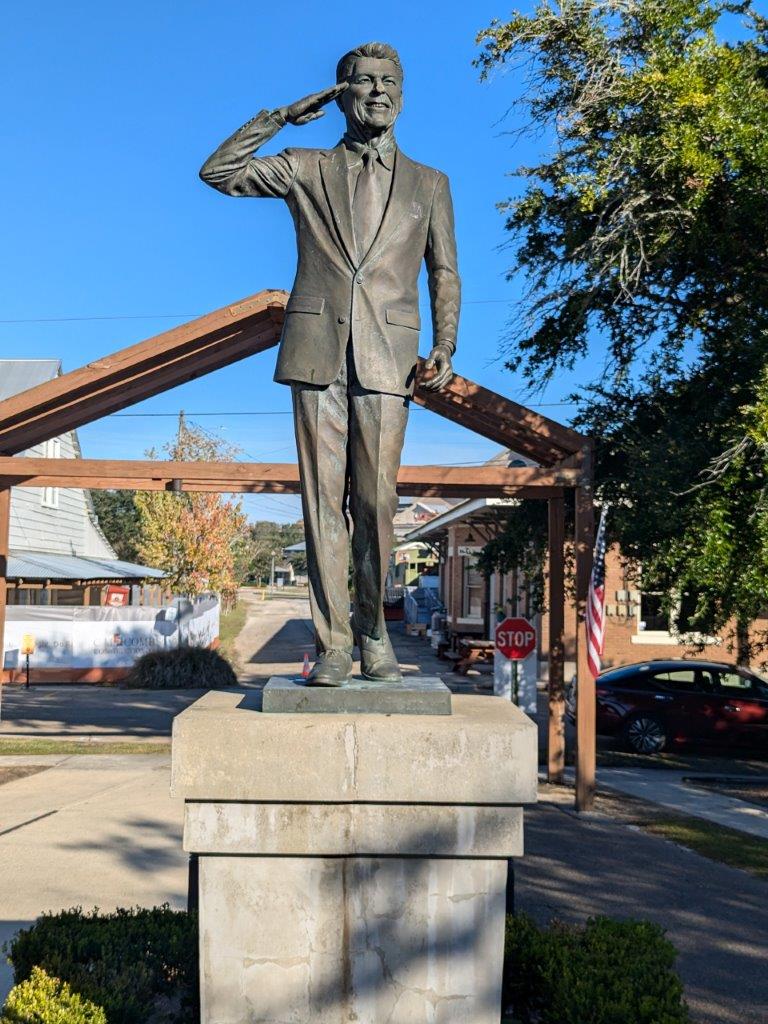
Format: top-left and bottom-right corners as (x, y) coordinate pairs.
(306, 650), (353, 687)
(359, 633), (402, 683)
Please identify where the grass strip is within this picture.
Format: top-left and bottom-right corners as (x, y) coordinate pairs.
(0, 739), (171, 755)
(218, 601), (248, 671)
(643, 815), (768, 879)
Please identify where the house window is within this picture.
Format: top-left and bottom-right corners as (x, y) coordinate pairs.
(675, 591), (715, 636)
(639, 593), (667, 632)
(635, 589), (718, 645)
(461, 559), (484, 619)
(40, 438), (61, 508)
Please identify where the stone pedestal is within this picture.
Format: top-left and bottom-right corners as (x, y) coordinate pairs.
(171, 688), (537, 1024)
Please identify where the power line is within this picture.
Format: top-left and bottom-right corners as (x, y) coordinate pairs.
(0, 299), (516, 326)
(111, 410), (294, 417)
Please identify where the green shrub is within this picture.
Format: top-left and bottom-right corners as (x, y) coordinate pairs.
(7, 906), (197, 1024)
(1, 967), (106, 1024)
(504, 914), (689, 1024)
(124, 646), (236, 689)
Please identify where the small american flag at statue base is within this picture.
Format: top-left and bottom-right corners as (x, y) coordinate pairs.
(586, 506), (609, 678)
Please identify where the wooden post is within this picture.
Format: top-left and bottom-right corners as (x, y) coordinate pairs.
(0, 487), (10, 688)
(547, 496), (566, 784)
(574, 446), (596, 811)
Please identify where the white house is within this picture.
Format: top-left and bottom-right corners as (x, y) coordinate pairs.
(2, 359), (165, 609)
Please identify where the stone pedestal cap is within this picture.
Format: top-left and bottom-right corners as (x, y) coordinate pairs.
(171, 689), (537, 805)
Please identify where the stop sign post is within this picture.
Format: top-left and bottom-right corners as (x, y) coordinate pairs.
(495, 616), (537, 706)
(495, 617), (537, 661)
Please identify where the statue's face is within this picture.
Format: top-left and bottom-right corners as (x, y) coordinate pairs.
(339, 57), (403, 134)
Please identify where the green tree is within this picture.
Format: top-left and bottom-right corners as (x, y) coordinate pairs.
(135, 418), (250, 598)
(248, 520), (306, 583)
(90, 490), (141, 563)
(477, 0), (768, 660)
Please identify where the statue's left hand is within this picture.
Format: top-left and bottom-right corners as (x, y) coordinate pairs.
(423, 344), (454, 391)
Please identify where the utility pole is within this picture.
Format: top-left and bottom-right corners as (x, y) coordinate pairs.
(270, 550), (276, 592)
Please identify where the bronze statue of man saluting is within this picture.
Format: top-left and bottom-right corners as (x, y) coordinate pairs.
(200, 42), (461, 687)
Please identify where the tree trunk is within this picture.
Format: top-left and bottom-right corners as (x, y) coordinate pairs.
(736, 617), (752, 666)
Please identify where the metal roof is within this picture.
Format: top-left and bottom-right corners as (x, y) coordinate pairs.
(403, 497), (521, 542)
(0, 360), (61, 403)
(8, 551), (165, 582)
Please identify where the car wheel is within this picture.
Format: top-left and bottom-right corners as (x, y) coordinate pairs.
(624, 714), (667, 755)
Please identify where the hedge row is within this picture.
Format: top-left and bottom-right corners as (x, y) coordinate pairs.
(504, 914), (690, 1023)
(3, 907), (689, 1024)
(124, 647), (236, 689)
(5, 906), (197, 1024)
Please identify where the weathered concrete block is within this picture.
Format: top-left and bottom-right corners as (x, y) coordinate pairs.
(172, 690), (537, 1024)
(185, 801), (524, 857)
(171, 689), (537, 804)
(200, 856), (507, 1024)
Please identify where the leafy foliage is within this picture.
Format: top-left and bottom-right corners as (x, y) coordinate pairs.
(90, 491), (141, 563)
(7, 906), (197, 1024)
(248, 519), (306, 582)
(477, 0), (768, 658)
(476, 503), (550, 613)
(123, 646), (237, 689)
(1, 967), (106, 1024)
(504, 914), (689, 1023)
(135, 418), (250, 598)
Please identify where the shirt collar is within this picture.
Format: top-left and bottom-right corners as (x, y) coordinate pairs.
(342, 129), (396, 171)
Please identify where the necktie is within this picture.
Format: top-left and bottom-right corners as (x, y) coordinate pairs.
(352, 149), (383, 261)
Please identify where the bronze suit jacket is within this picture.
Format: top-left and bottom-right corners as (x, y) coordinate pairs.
(200, 111), (460, 396)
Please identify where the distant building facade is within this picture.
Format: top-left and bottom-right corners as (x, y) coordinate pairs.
(406, 449), (749, 670)
(2, 360), (164, 609)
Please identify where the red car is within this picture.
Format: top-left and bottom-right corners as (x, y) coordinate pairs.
(567, 659), (768, 754)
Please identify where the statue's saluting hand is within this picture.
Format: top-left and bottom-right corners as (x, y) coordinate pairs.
(278, 83), (349, 126)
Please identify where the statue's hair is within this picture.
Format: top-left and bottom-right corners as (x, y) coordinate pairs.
(336, 42), (403, 82)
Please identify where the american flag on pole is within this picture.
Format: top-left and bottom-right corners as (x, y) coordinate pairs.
(586, 505), (609, 679)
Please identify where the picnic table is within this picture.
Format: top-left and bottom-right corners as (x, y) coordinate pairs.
(454, 638), (495, 675)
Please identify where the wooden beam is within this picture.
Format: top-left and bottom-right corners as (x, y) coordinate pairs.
(574, 444), (596, 812)
(414, 364), (586, 466)
(0, 290), (287, 456)
(0, 458), (581, 497)
(547, 495), (566, 784)
(0, 488), (9, 684)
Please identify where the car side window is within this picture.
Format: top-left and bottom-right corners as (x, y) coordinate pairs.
(653, 669), (711, 693)
(716, 671), (757, 696)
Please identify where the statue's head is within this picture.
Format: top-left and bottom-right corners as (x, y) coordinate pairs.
(335, 42), (403, 136)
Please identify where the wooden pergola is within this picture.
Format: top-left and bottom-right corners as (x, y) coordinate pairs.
(0, 289), (596, 808)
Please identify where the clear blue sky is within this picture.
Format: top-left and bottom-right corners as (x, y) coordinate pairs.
(1, 0), (581, 523)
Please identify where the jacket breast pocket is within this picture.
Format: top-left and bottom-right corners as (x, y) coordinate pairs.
(386, 308), (420, 330)
(286, 294), (326, 315)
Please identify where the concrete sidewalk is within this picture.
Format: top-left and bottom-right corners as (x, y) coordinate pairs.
(595, 767), (768, 839)
(0, 755), (185, 1002)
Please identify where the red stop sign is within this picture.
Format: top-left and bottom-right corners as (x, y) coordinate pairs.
(495, 617), (537, 660)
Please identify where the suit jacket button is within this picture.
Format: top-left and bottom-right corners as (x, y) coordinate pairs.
(356, 275), (363, 284)
(338, 315), (347, 324)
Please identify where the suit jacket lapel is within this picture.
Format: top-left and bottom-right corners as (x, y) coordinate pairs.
(361, 150), (421, 268)
(319, 145), (356, 268)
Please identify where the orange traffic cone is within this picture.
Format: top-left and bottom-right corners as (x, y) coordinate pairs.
(302, 653), (310, 679)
